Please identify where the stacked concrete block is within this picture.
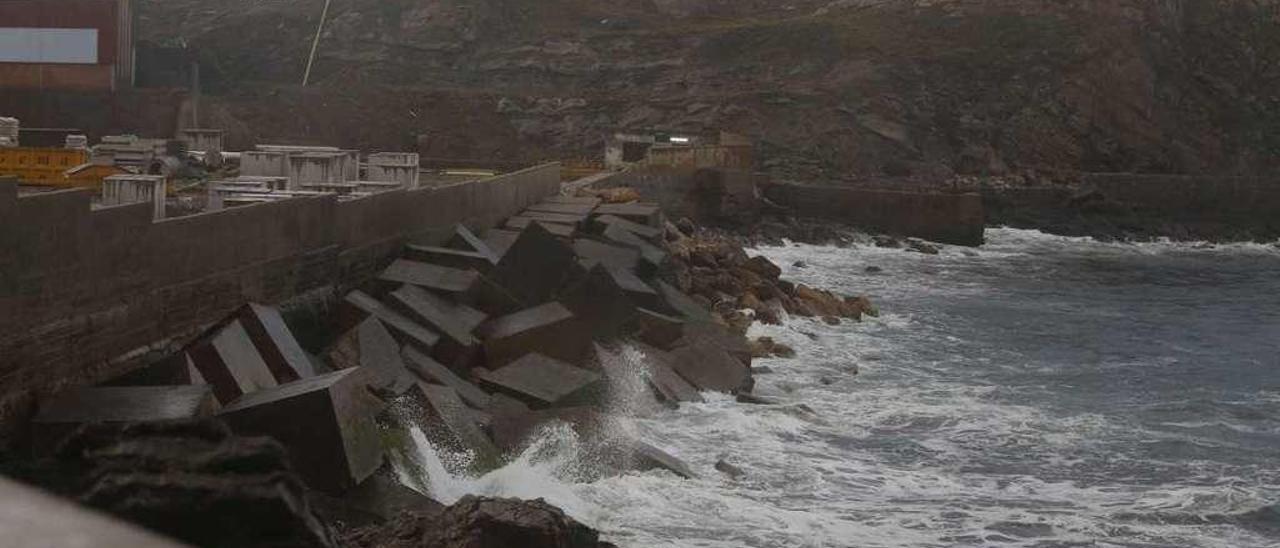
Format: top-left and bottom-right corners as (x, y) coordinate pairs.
(0, 117), (17, 147)
(476, 353), (602, 409)
(33, 386), (217, 452)
(342, 290), (441, 352)
(327, 316), (418, 396)
(101, 174), (167, 220)
(366, 152), (420, 189)
(218, 368), (384, 494)
(379, 259), (480, 297)
(490, 223), (582, 307)
(477, 302), (591, 369)
(593, 202), (662, 227)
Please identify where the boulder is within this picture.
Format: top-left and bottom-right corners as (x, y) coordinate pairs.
(475, 353), (602, 409)
(311, 474), (444, 527)
(405, 244), (497, 272)
(342, 290), (441, 352)
(589, 187), (641, 204)
(504, 217), (576, 237)
(218, 368), (384, 494)
(477, 302), (591, 369)
(326, 317), (417, 396)
(379, 259), (480, 297)
(490, 223), (582, 307)
(715, 459), (745, 480)
(55, 420), (335, 548)
(389, 284), (481, 367)
(401, 346), (492, 409)
(341, 495), (609, 548)
(743, 255), (782, 281)
(33, 386), (218, 454)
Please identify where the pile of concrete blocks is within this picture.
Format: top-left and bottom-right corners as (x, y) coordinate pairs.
(0, 117), (17, 147)
(92, 135), (166, 170)
(102, 174), (167, 220)
(240, 145), (361, 190)
(365, 152), (420, 189)
(312, 195), (755, 479)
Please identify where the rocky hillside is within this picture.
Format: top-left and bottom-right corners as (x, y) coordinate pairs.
(139, 0), (1280, 180)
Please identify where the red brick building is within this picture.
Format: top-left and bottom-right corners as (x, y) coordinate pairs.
(0, 0), (135, 91)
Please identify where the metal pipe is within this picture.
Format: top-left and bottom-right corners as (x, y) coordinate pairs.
(301, 0), (332, 86)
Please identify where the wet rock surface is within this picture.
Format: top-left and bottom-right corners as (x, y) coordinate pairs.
(341, 495), (615, 548)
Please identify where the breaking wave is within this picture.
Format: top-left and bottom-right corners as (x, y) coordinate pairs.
(391, 228), (1280, 547)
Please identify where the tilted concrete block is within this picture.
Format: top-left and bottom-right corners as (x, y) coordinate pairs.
(488, 406), (602, 453)
(342, 290), (440, 352)
(593, 213), (662, 241)
(653, 280), (715, 323)
(405, 244), (497, 272)
(602, 223), (667, 273)
(517, 209), (590, 226)
(490, 223), (582, 308)
(401, 346), (491, 409)
(526, 201), (597, 218)
(445, 224), (501, 265)
(560, 265), (640, 341)
(631, 308), (686, 350)
(33, 386), (217, 453)
(475, 353), (602, 409)
(238, 303), (317, 381)
(627, 342), (704, 404)
(543, 195), (601, 207)
(631, 441), (696, 479)
(668, 339), (753, 394)
(593, 202), (662, 227)
(218, 368), (384, 494)
(573, 238), (641, 272)
(412, 383), (500, 466)
(389, 284), (481, 367)
(477, 302), (591, 368)
(379, 259), (480, 297)
(504, 217), (576, 237)
(481, 229), (522, 259)
(677, 321), (753, 367)
(186, 319), (283, 405)
(327, 317), (417, 396)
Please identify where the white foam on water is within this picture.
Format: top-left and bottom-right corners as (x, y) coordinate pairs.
(386, 234), (1279, 547)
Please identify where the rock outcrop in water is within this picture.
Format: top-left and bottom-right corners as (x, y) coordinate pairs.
(341, 495), (614, 548)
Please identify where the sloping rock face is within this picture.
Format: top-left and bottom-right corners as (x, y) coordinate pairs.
(134, 0), (1280, 179)
(341, 495), (614, 548)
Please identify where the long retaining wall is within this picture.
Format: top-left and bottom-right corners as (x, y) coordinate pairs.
(0, 163), (560, 430)
(763, 182), (985, 246)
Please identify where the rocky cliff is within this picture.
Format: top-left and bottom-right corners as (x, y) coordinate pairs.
(140, 0), (1280, 179)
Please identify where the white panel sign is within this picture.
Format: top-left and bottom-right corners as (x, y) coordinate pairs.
(0, 28), (98, 64)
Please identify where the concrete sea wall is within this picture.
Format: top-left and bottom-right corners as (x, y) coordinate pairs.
(0, 163), (560, 430)
(762, 182), (985, 246)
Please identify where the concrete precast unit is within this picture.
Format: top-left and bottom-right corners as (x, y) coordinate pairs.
(239, 150), (287, 178)
(288, 152), (346, 190)
(366, 152), (420, 189)
(177, 129), (223, 153)
(101, 174), (165, 219)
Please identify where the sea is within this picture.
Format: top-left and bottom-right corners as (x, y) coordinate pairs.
(393, 227), (1280, 548)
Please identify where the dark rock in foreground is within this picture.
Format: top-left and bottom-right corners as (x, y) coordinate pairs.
(342, 495), (613, 548)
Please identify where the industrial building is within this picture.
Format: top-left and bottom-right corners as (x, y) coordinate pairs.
(0, 0), (136, 91)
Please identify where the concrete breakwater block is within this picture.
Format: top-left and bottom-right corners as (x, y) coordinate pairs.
(504, 217), (576, 237)
(574, 239), (641, 272)
(379, 259), (480, 296)
(602, 224), (667, 272)
(561, 265), (641, 341)
(631, 441), (696, 479)
(186, 319), (286, 405)
(490, 223), (582, 307)
(593, 214), (662, 241)
(544, 195), (602, 207)
(238, 303), (318, 381)
(654, 280), (715, 323)
(327, 317), (417, 396)
(477, 302), (591, 368)
(517, 209), (590, 226)
(413, 383), (500, 466)
(401, 346), (491, 409)
(628, 342), (704, 404)
(343, 290), (440, 352)
(405, 244), (497, 272)
(476, 353), (602, 409)
(481, 229), (521, 258)
(678, 321), (754, 367)
(33, 386), (217, 453)
(631, 308), (686, 350)
(389, 284), (481, 367)
(218, 368), (384, 494)
(488, 406), (602, 452)
(526, 201), (597, 218)
(445, 224), (501, 264)
(593, 202), (662, 227)
(668, 340), (753, 394)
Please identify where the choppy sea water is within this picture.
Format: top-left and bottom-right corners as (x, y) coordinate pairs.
(396, 228), (1280, 548)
